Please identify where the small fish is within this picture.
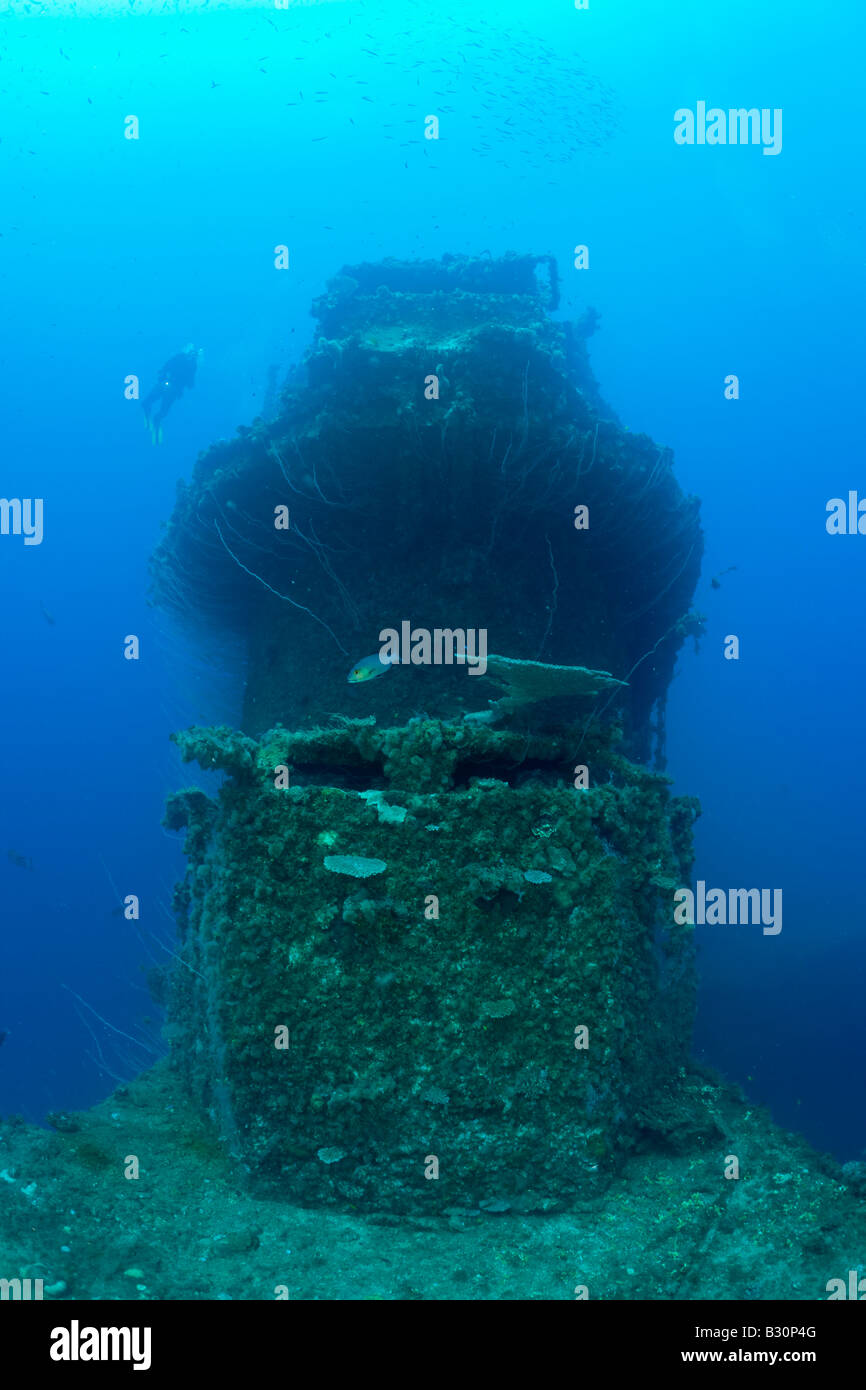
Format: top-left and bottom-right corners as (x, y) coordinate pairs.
(7, 849), (33, 870)
(711, 565), (737, 590)
(347, 653), (392, 684)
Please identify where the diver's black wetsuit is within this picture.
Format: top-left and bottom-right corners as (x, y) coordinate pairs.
(142, 350), (198, 428)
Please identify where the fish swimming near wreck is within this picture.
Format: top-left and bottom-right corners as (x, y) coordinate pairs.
(347, 653), (393, 684)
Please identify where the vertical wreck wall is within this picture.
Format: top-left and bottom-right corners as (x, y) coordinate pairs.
(152, 254), (707, 1213)
(166, 719), (701, 1213)
(151, 254), (703, 759)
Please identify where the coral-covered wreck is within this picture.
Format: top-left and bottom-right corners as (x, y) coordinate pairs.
(152, 253), (702, 754)
(153, 254), (708, 1213)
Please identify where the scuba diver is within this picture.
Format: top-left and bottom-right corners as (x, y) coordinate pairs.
(142, 343), (201, 444)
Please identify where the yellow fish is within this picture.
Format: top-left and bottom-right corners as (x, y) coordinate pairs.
(347, 653), (392, 684)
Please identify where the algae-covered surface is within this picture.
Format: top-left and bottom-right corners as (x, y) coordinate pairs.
(151, 252), (702, 753)
(2, 254), (847, 1307)
(0, 1062), (862, 1301)
(163, 716), (701, 1212)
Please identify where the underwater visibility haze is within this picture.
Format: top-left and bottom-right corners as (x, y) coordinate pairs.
(1, 0), (865, 1314)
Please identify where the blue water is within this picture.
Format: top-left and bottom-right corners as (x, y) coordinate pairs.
(1, 0), (864, 1166)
